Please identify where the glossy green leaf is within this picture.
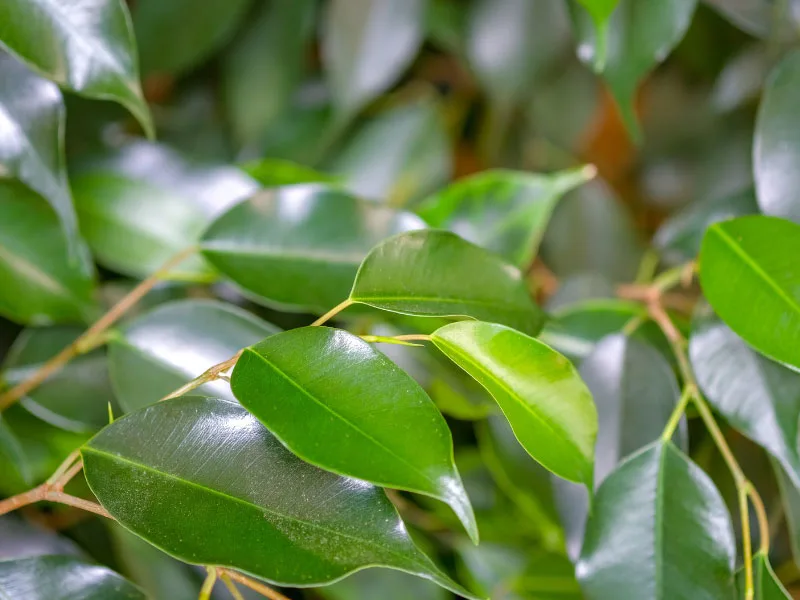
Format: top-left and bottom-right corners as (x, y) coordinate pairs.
(569, 0), (697, 138)
(133, 0), (252, 75)
(109, 299), (279, 412)
(327, 100), (452, 205)
(0, 414), (28, 484)
(0, 555), (145, 599)
(754, 51), (800, 223)
(222, 0), (316, 145)
(232, 326), (477, 543)
(737, 553), (791, 599)
(418, 166), (596, 267)
(577, 441), (736, 599)
(0, 0), (153, 137)
(699, 216), (800, 371)
(2, 326), (115, 432)
(321, 0), (425, 117)
(0, 54), (76, 246)
(574, 1), (620, 69)
(432, 321), (597, 485)
(82, 396), (479, 598)
(321, 567), (448, 600)
(242, 158), (338, 188)
(72, 172), (214, 280)
(0, 515), (83, 560)
(0, 181), (95, 325)
(201, 185), (425, 312)
(690, 307), (800, 489)
(350, 230), (545, 336)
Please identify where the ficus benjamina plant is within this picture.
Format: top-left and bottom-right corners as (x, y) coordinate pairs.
(1, 1), (800, 599)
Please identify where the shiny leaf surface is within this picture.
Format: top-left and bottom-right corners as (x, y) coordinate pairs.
(577, 441), (736, 599)
(699, 216), (800, 371)
(432, 321), (597, 485)
(109, 299), (279, 412)
(350, 230), (545, 336)
(201, 185), (426, 312)
(737, 553), (791, 599)
(82, 396), (478, 597)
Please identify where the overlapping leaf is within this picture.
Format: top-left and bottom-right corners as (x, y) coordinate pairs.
(738, 552), (792, 599)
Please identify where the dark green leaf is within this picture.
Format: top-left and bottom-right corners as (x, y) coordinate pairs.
(321, 568), (448, 600)
(0, 414), (28, 484)
(577, 441), (736, 599)
(232, 326), (477, 543)
(350, 230), (545, 336)
(133, 0), (252, 75)
(773, 462), (800, 568)
(0, 0), (152, 136)
(699, 216), (800, 371)
(0, 515), (83, 560)
(417, 166), (596, 267)
(0, 54), (76, 246)
(432, 321), (597, 486)
(0, 181), (95, 325)
(82, 396), (479, 598)
(321, 0), (425, 117)
(569, 0), (697, 138)
(705, 0), (800, 40)
(242, 158), (338, 188)
(0, 555), (146, 599)
(755, 50), (800, 223)
(109, 299), (279, 412)
(201, 185), (425, 312)
(2, 326), (115, 432)
(737, 552), (791, 599)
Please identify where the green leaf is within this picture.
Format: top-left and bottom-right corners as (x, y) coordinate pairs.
(321, 0), (425, 117)
(327, 100), (452, 206)
(773, 462), (800, 568)
(231, 326), (477, 543)
(0, 0), (153, 137)
(569, 0), (697, 138)
(699, 216), (800, 371)
(0, 54), (76, 247)
(222, 0), (316, 145)
(432, 321), (597, 486)
(690, 307), (800, 488)
(577, 441), (736, 599)
(82, 396), (479, 598)
(201, 185), (426, 312)
(737, 553), (791, 599)
(72, 172), (214, 280)
(350, 230), (545, 336)
(109, 299), (279, 412)
(133, 0), (252, 75)
(418, 166), (596, 267)
(0, 181), (95, 325)
(0, 413), (29, 484)
(242, 158), (338, 187)
(320, 567), (449, 600)
(755, 50), (800, 223)
(2, 326), (116, 432)
(0, 555), (146, 599)
(573, 1), (620, 69)
(705, 0), (800, 40)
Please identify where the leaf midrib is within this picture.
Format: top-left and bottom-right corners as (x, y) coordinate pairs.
(0, 240), (81, 305)
(202, 243), (365, 266)
(353, 294), (530, 312)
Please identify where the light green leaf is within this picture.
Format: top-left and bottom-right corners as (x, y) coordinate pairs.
(432, 320), (597, 486)
(577, 441), (736, 599)
(82, 396), (480, 598)
(0, 181), (95, 325)
(418, 166), (596, 267)
(109, 299), (279, 412)
(321, 0), (426, 117)
(0, 0), (152, 136)
(573, 0), (620, 69)
(737, 553), (791, 599)
(242, 158), (338, 188)
(699, 216), (800, 371)
(231, 326), (477, 543)
(350, 230), (545, 336)
(0, 54), (76, 247)
(201, 185), (426, 312)
(0, 555), (146, 599)
(754, 50), (800, 223)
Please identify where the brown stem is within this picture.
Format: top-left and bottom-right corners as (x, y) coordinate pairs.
(0, 246), (198, 412)
(219, 570), (291, 600)
(159, 350), (243, 402)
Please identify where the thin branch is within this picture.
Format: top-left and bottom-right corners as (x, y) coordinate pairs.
(310, 298), (354, 327)
(219, 570), (291, 600)
(220, 572), (246, 600)
(159, 350), (242, 402)
(199, 567), (218, 600)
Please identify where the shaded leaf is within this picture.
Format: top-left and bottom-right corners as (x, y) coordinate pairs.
(232, 326), (477, 543)
(773, 461), (800, 569)
(320, 568), (448, 600)
(321, 0), (425, 117)
(418, 166), (595, 267)
(0, 0), (152, 136)
(0, 181), (95, 325)
(350, 230), (545, 335)
(754, 50), (800, 223)
(109, 299), (279, 412)
(699, 216), (800, 371)
(0, 414), (28, 484)
(577, 441), (736, 599)
(737, 552), (791, 599)
(242, 158), (338, 187)
(0, 516), (82, 560)
(705, 0), (800, 40)
(432, 321), (597, 486)
(82, 396), (479, 598)
(201, 185), (425, 312)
